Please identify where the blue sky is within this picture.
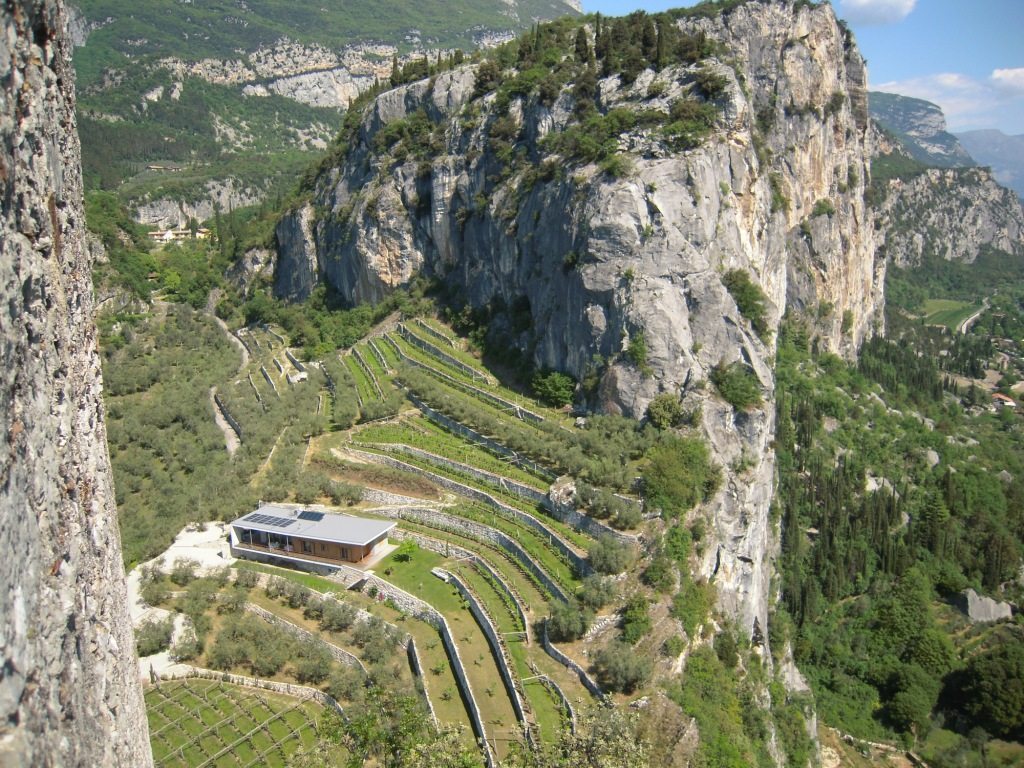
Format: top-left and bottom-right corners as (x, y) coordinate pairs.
(581, 0), (1024, 135)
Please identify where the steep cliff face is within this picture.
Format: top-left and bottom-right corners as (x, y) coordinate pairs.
(275, 0), (883, 636)
(0, 2), (152, 766)
(869, 91), (975, 168)
(877, 166), (1024, 267)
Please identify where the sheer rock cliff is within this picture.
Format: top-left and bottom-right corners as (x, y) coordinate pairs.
(274, 0), (885, 639)
(0, 2), (152, 765)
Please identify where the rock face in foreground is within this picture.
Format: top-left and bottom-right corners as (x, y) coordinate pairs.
(276, 1), (884, 637)
(0, 2), (152, 766)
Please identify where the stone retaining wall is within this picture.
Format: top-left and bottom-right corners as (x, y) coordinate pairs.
(368, 339), (392, 373)
(390, 529), (531, 640)
(352, 347), (383, 399)
(541, 621), (604, 700)
(409, 394), (556, 481)
(406, 638), (438, 725)
(437, 569), (530, 734)
(350, 448), (589, 577)
(398, 324), (491, 384)
(353, 571), (494, 766)
(360, 497), (570, 602)
(260, 365), (280, 397)
(285, 349), (306, 372)
(213, 392), (244, 440)
(155, 665), (345, 716)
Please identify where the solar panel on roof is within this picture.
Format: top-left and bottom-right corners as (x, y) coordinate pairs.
(298, 510), (324, 522)
(242, 512), (294, 528)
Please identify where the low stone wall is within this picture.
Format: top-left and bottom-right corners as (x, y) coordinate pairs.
(541, 620), (604, 700)
(261, 324), (288, 346)
(354, 571), (494, 766)
(247, 372), (265, 408)
(413, 318), (457, 348)
(546, 498), (640, 546)
(213, 392), (244, 440)
(390, 529), (531, 640)
(437, 569), (529, 732)
(536, 674), (575, 733)
(285, 349), (306, 372)
(362, 499), (570, 603)
(350, 448), (588, 578)
(368, 339), (392, 373)
(406, 638), (438, 725)
(352, 347), (383, 400)
(260, 365), (280, 397)
(154, 665), (344, 716)
(409, 394), (556, 481)
(274, 357), (285, 374)
(244, 603), (366, 673)
(398, 324), (491, 384)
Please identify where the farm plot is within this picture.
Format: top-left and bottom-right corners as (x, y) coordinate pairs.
(145, 679), (325, 768)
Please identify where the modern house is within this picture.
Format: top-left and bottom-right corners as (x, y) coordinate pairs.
(229, 504), (395, 569)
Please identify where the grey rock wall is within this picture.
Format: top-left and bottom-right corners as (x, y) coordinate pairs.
(877, 166), (1024, 267)
(0, 2), (152, 765)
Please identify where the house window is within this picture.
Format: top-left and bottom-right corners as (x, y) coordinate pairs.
(341, 548), (350, 561)
(302, 541), (312, 554)
(320, 542), (326, 552)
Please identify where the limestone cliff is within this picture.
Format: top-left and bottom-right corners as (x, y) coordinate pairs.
(0, 2), (151, 765)
(876, 165), (1024, 267)
(274, 0), (884, 638)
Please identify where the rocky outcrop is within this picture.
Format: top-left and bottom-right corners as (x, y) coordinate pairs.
(955, 588), (1013, 624)
(244, 67), (374, 109)
(1, 2), (151, 766)
(877, 166), (1024, 267)
(133, 180), (263, 228)
(869, 91), (974, 168)
(276, 1), (884, 638)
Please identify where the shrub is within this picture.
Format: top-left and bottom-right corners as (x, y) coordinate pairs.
(671, 579), (714, 636)
(715, 629), (739, 669)
(593, 641), (652, 693)
(234, 568), (260, 589)
(169, 627), (201, 662)
(646, 392), (684, 429)
(532, 370), (576, 408)
(588, 536), (636, 575)
(169, 558), (199, 586)
(578, 574), (617, 610)
(642, 435), (720, 517)
(812, 198), (836, 217)
(547, 600), (592, 642)
(721, 269), (769, 338)
(321, 600), (358, 632)
(663, 635), (686, 658)
(622, 597), (652, 644)
(641, 555), (676, 593)
(710, 362), (762, 410)
(135, 616), (175, 656)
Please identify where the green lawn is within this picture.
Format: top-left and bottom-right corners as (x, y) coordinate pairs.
(922, 298), (980, 330)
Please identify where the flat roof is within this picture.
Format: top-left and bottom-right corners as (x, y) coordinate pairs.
(230, 504), (396, 547)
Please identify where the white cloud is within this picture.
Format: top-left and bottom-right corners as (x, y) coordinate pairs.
(992, 68), (1024, 95)
(874, 70), (1024, 133)
(838, 0), (916, 26)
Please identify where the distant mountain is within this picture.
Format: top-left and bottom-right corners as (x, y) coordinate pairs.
(868, 91), (974, 168)
(69, 0), (580, 223)
(957, 129), (1024, 200)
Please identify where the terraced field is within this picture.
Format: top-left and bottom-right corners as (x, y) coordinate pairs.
(146, 315), (650, 765)
(145, 679), (326, 768)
